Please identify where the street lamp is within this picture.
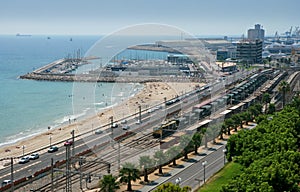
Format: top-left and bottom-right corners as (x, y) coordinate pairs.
(202, 160), (207, 184)
(223, 149), (227, 165)
(49, 135), (52, 147)
(22, 145), (25, 157)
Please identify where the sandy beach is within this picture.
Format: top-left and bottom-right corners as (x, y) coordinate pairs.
(0, 81), (204, 168)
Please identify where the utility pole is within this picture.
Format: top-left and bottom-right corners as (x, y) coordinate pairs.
(110, 116), (114, 148)
(65, 145), (72, 192)
(51, 158), (54, 192)
(10, 157), (14, 192)
(71, 130), (75, 157)
(79, 157), (83, 191)
(118, 142), (121, 171)
(138, 105), (142, 123)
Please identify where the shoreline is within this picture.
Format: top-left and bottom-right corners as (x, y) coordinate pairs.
(0, 83), (144, 149)
(0, 81), (204, 168)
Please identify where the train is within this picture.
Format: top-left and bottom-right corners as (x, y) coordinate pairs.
(153, 69), (283, 139)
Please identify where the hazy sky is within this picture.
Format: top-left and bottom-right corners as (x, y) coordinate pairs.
(1, 0), (300, 36)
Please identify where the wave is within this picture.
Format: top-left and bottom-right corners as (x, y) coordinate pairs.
(0, 84), (144, 148)
(55, 108), (91, 125)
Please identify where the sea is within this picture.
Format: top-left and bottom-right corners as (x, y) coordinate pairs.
(0, 35), (171, 147)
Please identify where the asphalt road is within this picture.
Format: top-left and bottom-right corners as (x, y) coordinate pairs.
(0, 69), (253, 188)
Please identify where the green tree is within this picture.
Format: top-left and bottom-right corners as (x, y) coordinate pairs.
(278, 81), (290, 107)
(262, 93), (271, 114)
(192, 132), (202, 154)
(99, 174), (119, 192)
(231, 114), (241, 132)
(139, 155), (153, 183)
(268, 103), (276, 114)
(154, 150), (166, 175)
(119, 162), (140, 191)
(167, 146), (180, 166)
(241, 111), (251, 125)
(180, 135), (192, 160)
(224, 118), (234, 135)
(219, 124), (226, 140)
(153, 182), (191, 192)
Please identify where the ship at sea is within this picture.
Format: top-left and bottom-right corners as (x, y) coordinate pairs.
(16, 33), (32, 37)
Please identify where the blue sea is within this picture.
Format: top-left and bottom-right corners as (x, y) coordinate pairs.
(0, 35), (172, 147)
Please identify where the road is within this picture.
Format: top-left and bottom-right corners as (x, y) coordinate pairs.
(0, 69), (254, 190)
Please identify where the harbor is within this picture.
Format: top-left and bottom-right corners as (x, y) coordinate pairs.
(19, 53), (205, 83)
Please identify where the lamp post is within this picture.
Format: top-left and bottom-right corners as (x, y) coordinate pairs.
(49, 135), (52, 148)
(202, 160), (207, 184)
(223, 149), (227, 165)
(22, 145), (25, 157)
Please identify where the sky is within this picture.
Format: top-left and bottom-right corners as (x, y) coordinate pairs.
(1, 0), (300, 36)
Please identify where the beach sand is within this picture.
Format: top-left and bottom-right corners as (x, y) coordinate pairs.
(0, 82), (204, 168)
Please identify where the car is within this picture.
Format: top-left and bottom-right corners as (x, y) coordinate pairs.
(122, 125), (130, 130)
(111, 123), (118, 128)
(29, 153), (39, 160)
(95, 129), (103, 134)
(147, 109), (154, 113)
(136, 120), (142, 124)
(121, 119), (127, 124)
(1, 180), (11, 187)
(64, 140), (73, 146)
(48, 146), (59, 153)
(19, 156), (30, 164)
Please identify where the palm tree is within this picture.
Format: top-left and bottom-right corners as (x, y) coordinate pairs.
(179, 135), (192, 160)
(139, 155), (153, 183)
(167, 146), (180, 166)
(154, 150), (166, 175)
(192, 132), (202, 154)
(279, 81), (290, 107)
(99, 174), (119, 192)
(262, 93), (271, 114)
(119, 162), (140, 191)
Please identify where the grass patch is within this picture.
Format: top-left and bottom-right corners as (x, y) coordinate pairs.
(197, 162), (243, 192)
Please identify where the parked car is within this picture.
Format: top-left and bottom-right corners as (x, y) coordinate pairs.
(19, 156), (30, 164)
(64, 140), (73, 146)
(95, 129), (103, 134)
(111, 123), (118, 128)
(121, 119), (127, 124)
(29, 153), (39, 160)
(48, 146), (59, 153)
(123, 125), (130, 130)
(1, 180), (11, 187)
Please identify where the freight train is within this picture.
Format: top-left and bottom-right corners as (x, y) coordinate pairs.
(153, 69), (285, 139)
